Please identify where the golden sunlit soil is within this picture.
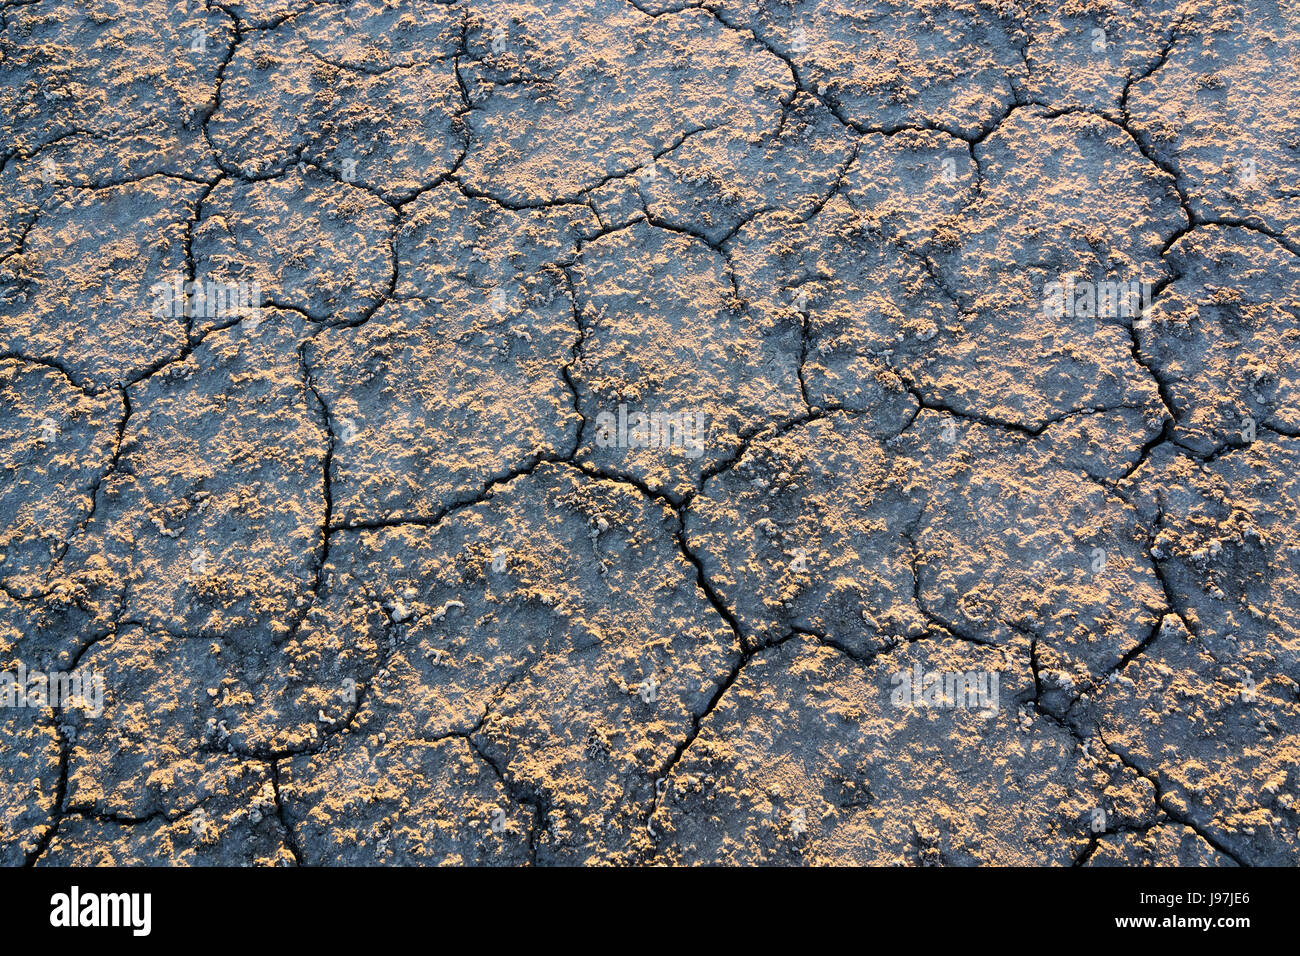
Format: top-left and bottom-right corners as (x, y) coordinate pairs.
(1, 0), (1298, 866)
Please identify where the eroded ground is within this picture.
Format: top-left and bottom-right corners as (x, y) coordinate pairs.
(2, 0), (1299, 866)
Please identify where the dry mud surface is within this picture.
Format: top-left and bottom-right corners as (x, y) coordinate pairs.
(1, 0), (1299, 866)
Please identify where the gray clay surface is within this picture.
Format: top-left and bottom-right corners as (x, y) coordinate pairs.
(1, 0), (1298, 866)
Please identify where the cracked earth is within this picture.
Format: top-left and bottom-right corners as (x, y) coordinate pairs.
(1, 0), (1298, 867)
